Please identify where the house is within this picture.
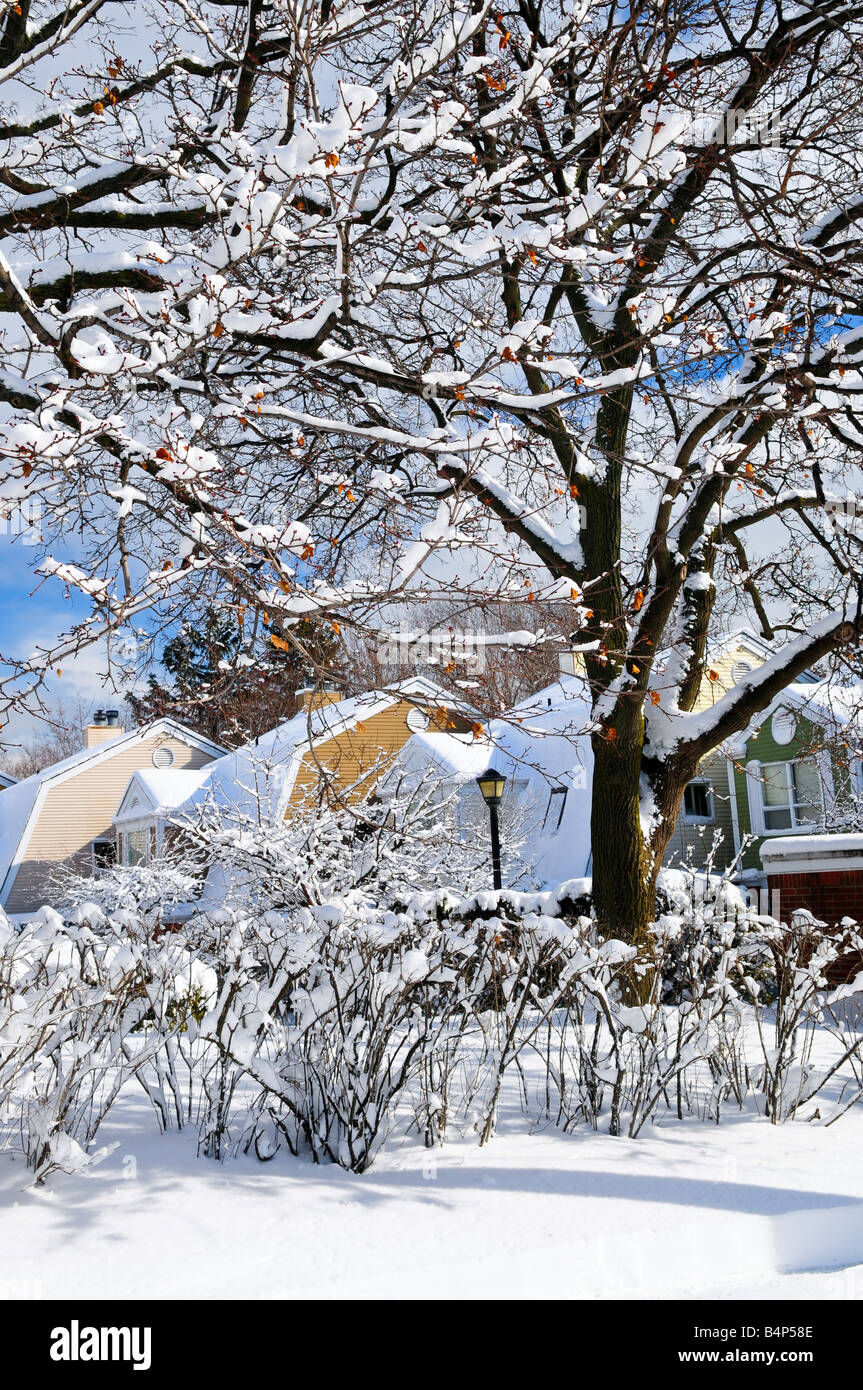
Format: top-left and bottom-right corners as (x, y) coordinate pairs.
(0, 770), (16, 791)
(663, 631), (863, 888)
(0, 712), (224, 918)
(108, 678), (477, 862)
(383, 630), (863, 897)
(5, 631), (857, 919)
(379, 674), (593, 888)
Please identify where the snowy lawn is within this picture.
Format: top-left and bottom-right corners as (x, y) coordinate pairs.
(3, 1083), (863, 1301)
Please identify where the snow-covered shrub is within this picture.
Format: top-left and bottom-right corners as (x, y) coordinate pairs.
(437, 898), (630, 1141)
(180, 776), (494, 912)
(744, 910), (863, 1122)
(652, 869), (777, 1005)
(216, 904), (463, 1170)
(7, 830), (863, 1184)
(59, 862), (202, 933)
(0, 903), (207, 1179)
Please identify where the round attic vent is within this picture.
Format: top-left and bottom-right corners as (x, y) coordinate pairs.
(152, 746), (175, 769)
(771, 709), (797, 746)
(406, 707), (430, 733)
(731, 660), (753, 685)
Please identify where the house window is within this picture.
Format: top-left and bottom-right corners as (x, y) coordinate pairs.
(542, 786), (568, 832)
(759, 760), (821, 832)
(125, 828), (150, 867)
(93, 838), (116, 870)
(683, 779), (714, 822)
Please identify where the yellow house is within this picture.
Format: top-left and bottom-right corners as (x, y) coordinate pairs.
(0, 714), (224, 918)
(110, 678), (475, 863)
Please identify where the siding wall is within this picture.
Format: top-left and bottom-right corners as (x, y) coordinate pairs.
(662, 642), (845, 876)
(663, 642), (757, 871)
(5, 735), (216, 913)
(288, 701), (471, 811)
(664, 751), (738, 871)
(732, 710), (825, 870)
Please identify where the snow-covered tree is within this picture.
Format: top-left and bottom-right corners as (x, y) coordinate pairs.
(4, 1), (863, 939)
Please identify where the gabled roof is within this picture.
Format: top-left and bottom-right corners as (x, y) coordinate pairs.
(382, 675), (594, 885)
(0, 719), (225, 903)
(385, 674), (481, 716)
(709, 627), (821, 682)
(114, 767), (213, 823)
(388, 674), (592, 786)
(166, 680), (469, 825)
(723, 677), (863, 756)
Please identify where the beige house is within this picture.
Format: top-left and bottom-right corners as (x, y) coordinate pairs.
(0, 715), (224, 917)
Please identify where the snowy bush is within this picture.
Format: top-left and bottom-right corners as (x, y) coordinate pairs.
(5, 856), (863, 1180)
(0, 902), (207, 1179)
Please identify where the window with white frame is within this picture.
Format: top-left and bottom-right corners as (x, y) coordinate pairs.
(683, 779), (714, 822)
(124, 828), (150, 867)
(757, 759), (821, 832)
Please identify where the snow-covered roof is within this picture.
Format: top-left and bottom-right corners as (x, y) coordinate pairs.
(114, 767), (213, 823)
(782, 679), (863, 728)
(0, 770), (17, 789)
(383, 675), (594, 886)
(709, 627), (818, 679)
(393, 731), (490, 783)
(760, 833), (863, 876)
(0, 719), (225, 902)
(168, 681), (468, 825)
(385, 674), (480, 714)
(717, 677), (863, 757)
(762, 833), (863, 857)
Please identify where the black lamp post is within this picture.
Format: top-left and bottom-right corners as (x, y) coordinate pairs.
(476, 766), (507, 891)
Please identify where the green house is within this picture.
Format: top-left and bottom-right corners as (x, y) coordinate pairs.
(664, 631), (863, 888)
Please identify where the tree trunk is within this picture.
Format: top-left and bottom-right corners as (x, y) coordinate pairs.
(589, 729), (654, 947)
(590, 730), (697, 948)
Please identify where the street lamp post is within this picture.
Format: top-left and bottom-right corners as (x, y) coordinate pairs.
(476, 766), (507, 891)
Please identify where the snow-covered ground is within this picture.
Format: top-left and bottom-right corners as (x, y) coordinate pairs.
(3, 1084), (863, 1301)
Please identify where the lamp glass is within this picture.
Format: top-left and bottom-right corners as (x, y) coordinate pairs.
(476, 768), (507, 805)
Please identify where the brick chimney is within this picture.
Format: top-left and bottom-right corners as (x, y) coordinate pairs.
(86, 708), (125, 747)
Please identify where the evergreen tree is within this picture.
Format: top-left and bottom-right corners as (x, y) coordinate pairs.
(130, 609), (337, 747)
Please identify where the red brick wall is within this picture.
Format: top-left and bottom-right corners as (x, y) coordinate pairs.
(767, 869), (863, 925)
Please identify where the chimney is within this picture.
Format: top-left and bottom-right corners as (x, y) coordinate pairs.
(295, 684), (342, 715)
(558, 642), (586, 678)
(86, 707), (125, 748)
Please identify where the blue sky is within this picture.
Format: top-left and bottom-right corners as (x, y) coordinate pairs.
(0, 533), (134, 748)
